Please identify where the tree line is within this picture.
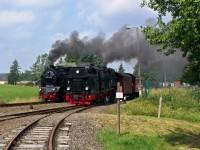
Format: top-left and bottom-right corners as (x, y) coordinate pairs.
(8, 54), (50, 84)
(141, 0), (200, 85)
(8, 54), (126, 84)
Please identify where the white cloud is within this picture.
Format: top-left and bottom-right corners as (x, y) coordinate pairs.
(46, 11), (62, 30)
(12, 27), (32, 40)
(95, 0), (137, 16)
(0, 0), (63, 8)
(77, 0), (156, 27)
(79, 0), (141, 17)
(79, 30), (96, 38)
(52, 33), (65, 41)
(86, 12), (104, 27)
(0, 10), (35, 27)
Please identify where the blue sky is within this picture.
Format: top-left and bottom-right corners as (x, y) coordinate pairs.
(0, 0), (157, 73)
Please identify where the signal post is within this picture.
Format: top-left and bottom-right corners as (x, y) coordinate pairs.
(116, 82), (123, 135)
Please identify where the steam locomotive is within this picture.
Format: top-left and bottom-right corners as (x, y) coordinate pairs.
(39, 66), (68, 102)
(39, 65), (139, 105)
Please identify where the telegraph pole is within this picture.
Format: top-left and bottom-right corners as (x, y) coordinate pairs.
(116, 82), (123, 135)
(136, 27), (142, 95)
(164, 71), (167, 87)
(138, 63), (142, 94)
(125, 26), (142, 95)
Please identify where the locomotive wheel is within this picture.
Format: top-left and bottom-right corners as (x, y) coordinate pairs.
(104, 96), (110, 105)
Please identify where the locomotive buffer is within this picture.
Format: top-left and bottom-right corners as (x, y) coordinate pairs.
(116, 82), (123, 135)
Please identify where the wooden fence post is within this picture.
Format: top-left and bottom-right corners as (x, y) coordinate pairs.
(158, 96), (163, 119)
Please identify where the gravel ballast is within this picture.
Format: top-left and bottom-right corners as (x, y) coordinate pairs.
(66, 113), (103, 150)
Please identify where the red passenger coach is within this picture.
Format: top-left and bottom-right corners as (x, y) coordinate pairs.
(116, 73), (139, 99)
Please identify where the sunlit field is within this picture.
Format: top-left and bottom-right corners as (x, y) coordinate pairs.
(106, 88), (200, 122)
(0, 84), (39, 104)
(93, 113), (200, 150)
(95, 88), (200, 149)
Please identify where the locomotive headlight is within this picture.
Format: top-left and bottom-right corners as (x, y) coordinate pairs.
(67, 87), (70, 91)
(85, 86), (89, 91)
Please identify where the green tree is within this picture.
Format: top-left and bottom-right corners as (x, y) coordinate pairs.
(134, 63), (155, 83)
(30, 53), (50, 80)
(142, 0), (200, 84)
(181, 61), (200, 85)
(65, 53), (104, 67)
(118, 63), (125, 73)
(8, 59), (21, 84)
(19, 70), (34, 81)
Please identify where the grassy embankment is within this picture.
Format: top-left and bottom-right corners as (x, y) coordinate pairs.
(107, 88), (200, 122)
(0, 84), (39, 104)
(96, 88), (200, 150)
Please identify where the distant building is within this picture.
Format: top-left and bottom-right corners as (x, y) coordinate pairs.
(0, 73), (8, 85)
(0, 81), (7, 84)
(174, 80), (181, 87)
(162, 81), (169, 87)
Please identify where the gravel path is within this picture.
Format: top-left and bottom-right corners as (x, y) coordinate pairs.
(82, 104), (116, 114)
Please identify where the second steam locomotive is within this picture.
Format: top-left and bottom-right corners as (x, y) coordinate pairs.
(39, 65), (139, 105)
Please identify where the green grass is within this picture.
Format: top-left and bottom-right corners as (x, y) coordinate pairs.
(91, 113), (200, 150)
(94, 88), (200, 150)
(97, 129), (173, 150)
(106, 88), (200, 122)
(0, 84), (39, 103)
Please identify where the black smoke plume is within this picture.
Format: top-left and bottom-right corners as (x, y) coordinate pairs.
(48, 26), (187, 81)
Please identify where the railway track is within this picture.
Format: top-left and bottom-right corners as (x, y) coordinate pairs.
(0, 105), (78, 122)
(0, 106), (91, 150)
(0, 102), (47, 107)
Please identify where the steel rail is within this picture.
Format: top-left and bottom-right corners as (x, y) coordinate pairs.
(4, 115), (47, 150)
(0, 105), (79, 122)
(3, 105), (83, 150)
(47, 106), (93, 150)
(0, 102), (47, 107)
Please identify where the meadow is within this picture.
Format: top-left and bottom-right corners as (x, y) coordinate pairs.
(0, 84), (39, 104)
(97, 87), (200, 149)
(94, 114), (200, 150)
(107, 87), (200, 122)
